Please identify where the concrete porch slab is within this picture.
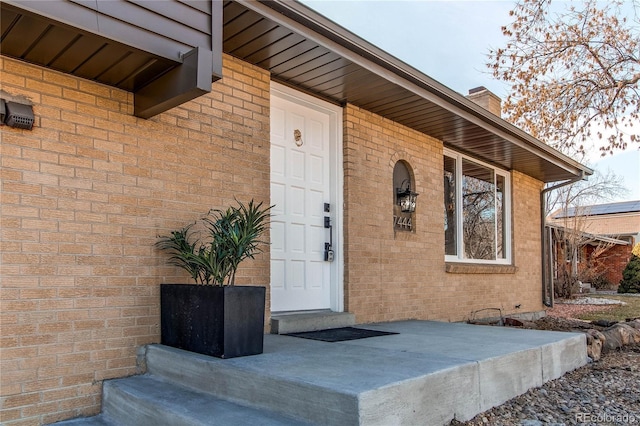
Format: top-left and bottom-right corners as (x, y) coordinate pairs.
(143, 320), (587, 425)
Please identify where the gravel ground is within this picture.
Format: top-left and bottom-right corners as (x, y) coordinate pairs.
(451, 298), (640, 426)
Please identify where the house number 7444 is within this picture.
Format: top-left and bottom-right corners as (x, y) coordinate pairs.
(393, 215), (412, 230)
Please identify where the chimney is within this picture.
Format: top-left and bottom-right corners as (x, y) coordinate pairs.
(467, 86), (502, 117)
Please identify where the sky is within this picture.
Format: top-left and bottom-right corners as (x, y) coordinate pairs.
(302, 0), (640, 203)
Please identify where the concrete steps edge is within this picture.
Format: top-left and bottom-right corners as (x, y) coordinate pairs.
(270, 311), (356, 334)
(102, 374), (311, 426)
(144, 344), (360, 425)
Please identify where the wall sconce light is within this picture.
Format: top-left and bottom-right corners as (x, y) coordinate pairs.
(1, 99), (34, 130)
(396, 179), (418, 213)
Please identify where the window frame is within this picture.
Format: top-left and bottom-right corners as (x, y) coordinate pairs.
(444, 148), (512, 265)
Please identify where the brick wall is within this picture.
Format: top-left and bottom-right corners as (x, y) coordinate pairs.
(601, 245), (633, 286)
(343, 104), (544, 324)
(583, 244), (633, 287)
(0, 54), (271, 425)
(2, 51), (550, 425)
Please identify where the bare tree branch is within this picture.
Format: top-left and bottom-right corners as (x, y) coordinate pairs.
(489, 0), (640, 155)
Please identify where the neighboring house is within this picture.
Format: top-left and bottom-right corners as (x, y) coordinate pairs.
(548, 201), (640, 288)
(0, 1), (592, 424)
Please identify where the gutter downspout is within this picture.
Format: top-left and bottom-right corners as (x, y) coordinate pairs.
(540, 171), (587, 307)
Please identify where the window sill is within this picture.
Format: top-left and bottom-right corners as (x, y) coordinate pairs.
(445, 263), (518, 274)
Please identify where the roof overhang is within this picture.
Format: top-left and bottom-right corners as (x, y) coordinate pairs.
(225, 0), (592, 183)
(1, 0), (222, 118)
(1, 0), (593, 182)
(546, 224), (631, 246)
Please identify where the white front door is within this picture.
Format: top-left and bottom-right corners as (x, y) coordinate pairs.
(270, 83), (343, 313)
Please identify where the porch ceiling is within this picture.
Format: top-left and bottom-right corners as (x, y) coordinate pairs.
(224, 1), (592, 183)
(0, 2), (178, 93)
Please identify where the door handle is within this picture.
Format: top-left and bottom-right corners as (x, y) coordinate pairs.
(324, 203), (334, 262)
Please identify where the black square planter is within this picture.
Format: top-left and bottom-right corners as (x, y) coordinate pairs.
(160, 284), (266, 358)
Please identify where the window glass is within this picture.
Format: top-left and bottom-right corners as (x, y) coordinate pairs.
(444, 156), (457, 256)
(444, 149), (511, 264)
(496, 174), (506, 259)
(462, 159), (496, 260)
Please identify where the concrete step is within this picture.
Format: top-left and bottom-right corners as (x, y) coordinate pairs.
(50, 374), (311, 426)
(100, 375), (310, 426)
(579, 281), (596, 293)
(270, 310), (355, 334)
(145, 344), (360, 425)
(48, 416), (115, 426)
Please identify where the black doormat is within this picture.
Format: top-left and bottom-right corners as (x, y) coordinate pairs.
(285, 327), (398, 342)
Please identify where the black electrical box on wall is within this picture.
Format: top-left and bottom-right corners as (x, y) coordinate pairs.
(4, 101), (34, 130)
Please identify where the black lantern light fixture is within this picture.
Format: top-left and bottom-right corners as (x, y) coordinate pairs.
(396, 179), (419, 213)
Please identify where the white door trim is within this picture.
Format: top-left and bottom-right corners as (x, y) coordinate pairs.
(270, 81), (344, 312)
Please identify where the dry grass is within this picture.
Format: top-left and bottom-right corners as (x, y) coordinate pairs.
(570, 294), (640, 322)
(546, 302), (616, 320)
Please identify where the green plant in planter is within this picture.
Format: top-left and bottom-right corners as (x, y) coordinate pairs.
(156, 199), (272, 358)
(156, 199), (272, 285)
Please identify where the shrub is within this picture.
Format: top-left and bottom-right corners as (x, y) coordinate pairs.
(618, 243), (640, 294)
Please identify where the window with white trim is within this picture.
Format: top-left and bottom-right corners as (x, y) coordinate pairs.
(444, 149), (511, 264)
